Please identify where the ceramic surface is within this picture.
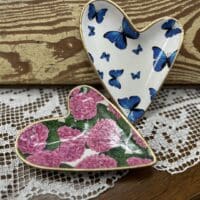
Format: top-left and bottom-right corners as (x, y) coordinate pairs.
(15, 85), (156, 171)
(80, 0), (184, 123)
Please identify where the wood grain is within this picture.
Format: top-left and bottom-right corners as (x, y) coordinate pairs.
(0, 0), (199, 85)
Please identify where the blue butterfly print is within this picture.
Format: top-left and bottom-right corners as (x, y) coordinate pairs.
(149, 88), (157, 100)
(88, 3), (108, 24)
(88, 26), (95, 36)
(131, 71), (141, 80)
(118, 96), (145, 122)
(97, 70), (104, 79)
(100, 52), (110, 62)
(161, 19), (182, 38)
(103, 17), (140, 49)
(108, 69), (124, 89)
(88, 52), (94, 63)
(132, 44), (143, 55)
(152, 46), (177, 72)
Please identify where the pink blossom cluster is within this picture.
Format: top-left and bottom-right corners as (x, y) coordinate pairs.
(18, 123), (86, 167)
(69, 88), (103, 120)
(76, 154), (117, 169)
(18, 123), (49, 154)
(27, 150), (61, 167)
(87, 119), (121, 152)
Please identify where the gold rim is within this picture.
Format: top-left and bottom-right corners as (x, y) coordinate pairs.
(79, 0), (184, 124)
(15, 85), (157, 172)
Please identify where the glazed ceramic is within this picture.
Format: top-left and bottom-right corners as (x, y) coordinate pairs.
(15, 85), (156, 171)
(80, 0), (184, 123)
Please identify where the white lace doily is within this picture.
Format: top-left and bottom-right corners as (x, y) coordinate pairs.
(0, 87), (199, 200)
(137, 88), (200, 174)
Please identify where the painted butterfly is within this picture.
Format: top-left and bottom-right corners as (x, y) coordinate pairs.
(97, 70), (104, 79)
(149, 88), (157, 100)
(152, 46), (177, 72)
(100, 52), (110, 62)
(118, 96), (144, 122)
(161, 19), (182, 38)
(104, 17), (140, 49)
(132, 44), (143, 55)
(131, 71), (141, 80)
(88, 25), (95, 36)
(88, 3), (108, 24)
(108, 69), (124, 89)
(88, 52), (94, 63)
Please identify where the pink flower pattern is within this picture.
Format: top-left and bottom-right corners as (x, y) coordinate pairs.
(17, 86), (154, 170)
(27, 150), (61, 167)
(56, 125), (86, 162)
(76, 154), (117, 169)
(132, 131), (147, 148)
(69, 88), (103, 120)
(127, 157), (152, 166)
(56, 138), (86, 162)
(87, 119), (121, 152)
(18, 123), (49, 154)
(57, 126), (82, 141)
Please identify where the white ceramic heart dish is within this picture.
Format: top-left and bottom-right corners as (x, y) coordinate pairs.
(80, 0), (184, 123)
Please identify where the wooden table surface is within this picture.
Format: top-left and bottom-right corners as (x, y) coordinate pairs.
(0, 0), (199, 85)
(97, 164), (200, 200)
(32, 163), (200, 200)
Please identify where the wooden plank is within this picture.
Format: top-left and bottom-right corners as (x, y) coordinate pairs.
(97, 164), (200, 200)
(0, 0), (199, 85)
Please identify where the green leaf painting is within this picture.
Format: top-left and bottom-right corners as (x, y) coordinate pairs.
(43, 120), (64, 150)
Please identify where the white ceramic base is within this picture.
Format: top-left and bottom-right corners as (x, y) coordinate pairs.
(80, 0), (183, 123)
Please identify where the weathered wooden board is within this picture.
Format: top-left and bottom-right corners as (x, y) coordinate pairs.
(0, 0), (199, 85)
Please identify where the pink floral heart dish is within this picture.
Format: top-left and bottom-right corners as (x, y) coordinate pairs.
(15, 85), (156, 171)
(80, 0), (184, 123)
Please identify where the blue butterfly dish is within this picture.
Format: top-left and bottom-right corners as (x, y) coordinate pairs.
(80, 0), (184, 123)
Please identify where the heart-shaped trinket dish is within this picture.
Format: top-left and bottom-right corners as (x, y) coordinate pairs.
(80, 0), (184, 123)
(15, 85), (156, 171)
